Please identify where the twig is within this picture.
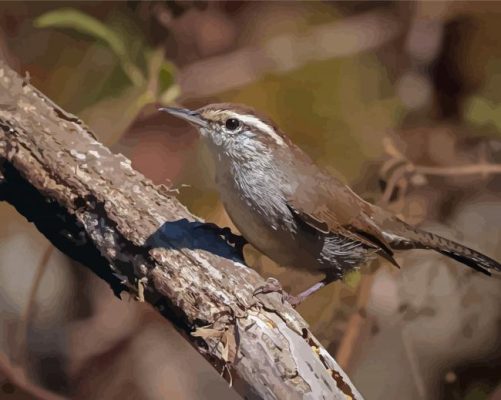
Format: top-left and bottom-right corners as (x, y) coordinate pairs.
(414, 163), (501, 177)
(379, 163), (410, 207)
(0, 352), (66, 400)
(335, 272), (376, 371)
(16, 245), (54, 366)
(402, 330), (426, 399)
(380, 136), (501, 206)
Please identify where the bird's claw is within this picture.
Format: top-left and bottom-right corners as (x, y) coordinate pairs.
(253, 277), (283, 296)
(253, 277), (303, 308)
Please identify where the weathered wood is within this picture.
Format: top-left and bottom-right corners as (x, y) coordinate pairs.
(0, 60), (363, 400)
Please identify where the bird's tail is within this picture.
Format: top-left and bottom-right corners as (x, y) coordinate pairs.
(379, 216), (501, 276)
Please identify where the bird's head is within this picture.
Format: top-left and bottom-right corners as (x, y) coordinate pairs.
(160, 103), (288, 158)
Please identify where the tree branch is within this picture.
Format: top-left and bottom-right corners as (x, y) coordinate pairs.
(379, 136), (501, 206)
(0, 60), (363, 399)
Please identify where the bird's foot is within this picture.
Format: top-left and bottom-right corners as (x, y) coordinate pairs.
(196, 222), (247, 259)
(253, 278), (327, 308)
(253, 277), (283, 296)
(253, 277), (304, 308)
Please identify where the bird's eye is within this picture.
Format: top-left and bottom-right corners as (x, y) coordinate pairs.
(225, 118), (241, 131)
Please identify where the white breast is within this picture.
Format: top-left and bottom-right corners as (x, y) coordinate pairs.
(215, 153), (297, 264)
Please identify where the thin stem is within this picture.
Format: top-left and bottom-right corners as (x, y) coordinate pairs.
(335, 272), (376, 371)
(402, 330), (426, 399)
(0, 352), (66, 400)
(414, 163), (501, 177)
(379, 164), (409, 207)
(16, 245), (54, 366)
(380, 136), (501, 206)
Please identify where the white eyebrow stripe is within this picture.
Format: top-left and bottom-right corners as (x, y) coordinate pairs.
(225, 112), (285, 146)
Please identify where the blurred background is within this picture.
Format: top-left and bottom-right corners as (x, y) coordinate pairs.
(0, 1), (500, 399)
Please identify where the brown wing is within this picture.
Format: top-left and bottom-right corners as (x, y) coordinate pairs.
(286, 171), (400, 268)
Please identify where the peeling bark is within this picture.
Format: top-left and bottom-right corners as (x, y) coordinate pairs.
(0, 60), (363, 400)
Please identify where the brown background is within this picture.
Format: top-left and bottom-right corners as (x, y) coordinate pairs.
(0, 2), (500, 399)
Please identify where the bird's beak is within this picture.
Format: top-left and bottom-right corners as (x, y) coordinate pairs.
(159, 107), (208, 128)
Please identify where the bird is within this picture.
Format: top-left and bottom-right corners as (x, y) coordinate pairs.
(160, 103), (501, 304)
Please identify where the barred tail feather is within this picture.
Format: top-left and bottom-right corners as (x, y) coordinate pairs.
(381, 218), (501, 276)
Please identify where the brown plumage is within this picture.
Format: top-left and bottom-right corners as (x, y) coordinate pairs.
(161, 103), (501, 303)
(281, 135), (500, 276)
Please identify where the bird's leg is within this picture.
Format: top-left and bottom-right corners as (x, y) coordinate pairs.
(287, 281), (327, 306)
(195, 222), (248, 259)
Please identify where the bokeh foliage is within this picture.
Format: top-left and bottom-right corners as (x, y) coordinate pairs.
(34, 7), (179, 143)
(0, 2), (499, 400)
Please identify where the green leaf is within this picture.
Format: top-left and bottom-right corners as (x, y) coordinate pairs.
(465, 96), (492, 126)
(34, 8), (144, 86)
(35, 8), (127, 59)
(159, 83), (180, 105)
(343, 270), (362, 289)
(144, 47), (177, 102)
(158, 62), (176, 95)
